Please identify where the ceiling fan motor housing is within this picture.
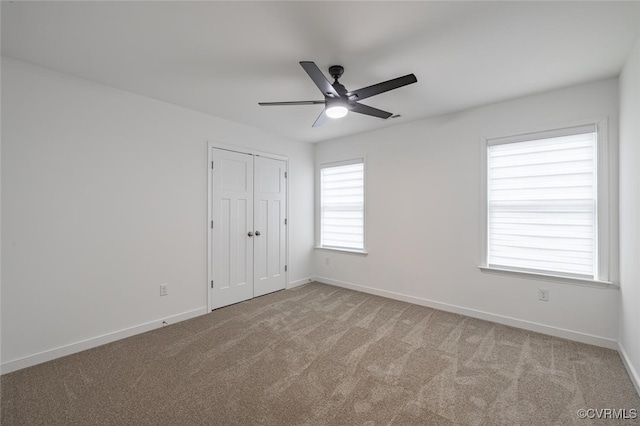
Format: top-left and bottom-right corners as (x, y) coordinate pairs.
(326, 96), (348, 109)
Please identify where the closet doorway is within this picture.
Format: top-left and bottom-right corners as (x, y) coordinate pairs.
(208, 145), (288, 310)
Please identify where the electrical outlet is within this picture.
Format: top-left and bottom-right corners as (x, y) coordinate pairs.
(160, 284), (168, 297)
(325, 257), (330, 266)
(538, 288), (549, 302)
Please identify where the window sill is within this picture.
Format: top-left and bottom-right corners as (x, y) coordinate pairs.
(478, 266), (618, 289)
(315, 246), (368, 255)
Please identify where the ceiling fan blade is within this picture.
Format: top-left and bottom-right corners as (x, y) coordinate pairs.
(348, 74), (417, 101)
(350, 103), (393, 119)
(300, 61), (340, 98)
(312, 109), (327, 127)
(258, 100), (325, 106)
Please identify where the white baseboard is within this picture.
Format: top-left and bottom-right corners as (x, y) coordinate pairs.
(314, 276), (618, 350)
(619, 342), (640, 396)
(288, 277), (314, 289)
(1, 307), (208, 375)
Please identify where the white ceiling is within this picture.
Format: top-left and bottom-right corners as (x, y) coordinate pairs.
(2, 1), (640, 143)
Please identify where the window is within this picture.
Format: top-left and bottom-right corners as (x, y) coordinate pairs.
(484, 123), (607, 281)
(319, 159), (365, 251)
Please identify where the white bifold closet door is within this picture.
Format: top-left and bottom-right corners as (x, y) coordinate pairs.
(253, 155), (287, 297)
(210, 148), (286, 310)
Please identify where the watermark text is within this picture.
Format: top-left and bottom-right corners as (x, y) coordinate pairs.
(577, 408), (637, 420)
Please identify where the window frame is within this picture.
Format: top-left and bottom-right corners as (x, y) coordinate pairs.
(479, 117), (614, 288)
(316, 158), (368, 254)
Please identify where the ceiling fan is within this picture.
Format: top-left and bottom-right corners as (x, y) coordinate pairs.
(259, 61), (417, 127)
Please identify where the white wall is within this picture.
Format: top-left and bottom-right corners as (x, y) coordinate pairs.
(1, 7), (4, 378)
(0, 51), (3, 377)
(315, 78), (620, 347)
(0, 58), (315, 371)
(619, 38), (640, 392)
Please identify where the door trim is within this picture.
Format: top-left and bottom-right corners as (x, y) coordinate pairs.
(209, 142), (288, 162)
(207, 141), (289, 312)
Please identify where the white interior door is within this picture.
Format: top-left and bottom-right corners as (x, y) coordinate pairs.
(209, 147), (288, 310)
(210, 149), (254, 309)
(253, 156), (287, 297)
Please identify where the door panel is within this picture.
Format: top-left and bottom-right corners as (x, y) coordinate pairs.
(211, 149), (254, 309)
(256, 199), (269, 281)
(219, 198), (231, 289)
(254, 156), (287, 297)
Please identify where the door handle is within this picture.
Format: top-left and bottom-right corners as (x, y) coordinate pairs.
(255, 231), (261, 236)
(248, 231), (254, 237)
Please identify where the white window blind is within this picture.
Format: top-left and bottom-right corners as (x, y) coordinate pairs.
(320, 160), (364, 250)
(487, 125), (597, 278)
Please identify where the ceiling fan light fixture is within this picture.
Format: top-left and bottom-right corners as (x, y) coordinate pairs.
(325, 105), (348, 119)
(258, 61), (417, 127)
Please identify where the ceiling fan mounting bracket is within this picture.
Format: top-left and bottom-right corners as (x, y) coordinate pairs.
(329, 65), (344, 80)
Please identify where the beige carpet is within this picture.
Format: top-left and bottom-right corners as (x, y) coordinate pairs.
(2, 282), (639, 425)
